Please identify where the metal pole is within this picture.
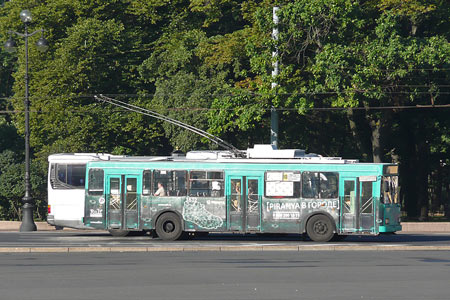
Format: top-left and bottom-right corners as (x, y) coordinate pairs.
(270, 6), (279, 149)
(20, 22), (37, 232)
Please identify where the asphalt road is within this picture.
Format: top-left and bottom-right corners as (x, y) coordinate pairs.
(0, 251), (449, 300)
(1, 231), (450, 251)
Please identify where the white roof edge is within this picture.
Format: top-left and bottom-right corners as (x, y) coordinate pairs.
(48, 153), (124, 162)
(214, 158), (359, 164)
(186, 150), (235, 160)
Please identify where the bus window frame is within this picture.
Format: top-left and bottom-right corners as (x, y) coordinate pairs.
(142, 170), (152, 195)
(301, 171), (339, 199)
(50, 163), (86, 190)
(88, 168), (104, 195)
(381, 175), (399, 204)
(153, 169), (188, 197)
(189, 170), (224, 197)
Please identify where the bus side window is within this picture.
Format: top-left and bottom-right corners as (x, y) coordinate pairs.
(189, 171), (224, 197)
(50, 164), (86, 189)
(319, 172), (338, 198)
(88, 169), (104, 195)
(142, 170), (151, 195)
(153, 170), (187, 197)
(302, 172), (338, 199)
(302, 172), (319, 198)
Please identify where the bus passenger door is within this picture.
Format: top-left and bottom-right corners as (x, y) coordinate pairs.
(107, 175), (139, 230)
(339, 177), (375, 233)
(227, 176), (262, 232)
(340, 177), (359, 232)
(359, 179), (375, 232)
(246, 177), (261, 231)
(124, 176), (139, 230)
(107, 176), (122, 229)
(228, 177), (243, 231)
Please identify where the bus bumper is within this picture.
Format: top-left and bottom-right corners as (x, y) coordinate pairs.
(47, 216), (92, 229)
(379, 224), (402, 233)
(47, 215), (56, 225)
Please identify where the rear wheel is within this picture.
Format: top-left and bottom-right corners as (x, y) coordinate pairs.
(306, 214), (335, 242)
(108, 229), (130, 237)
(155, 213), (183, 241)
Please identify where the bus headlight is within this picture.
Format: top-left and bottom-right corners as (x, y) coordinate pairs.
(385, 218), (390, 225)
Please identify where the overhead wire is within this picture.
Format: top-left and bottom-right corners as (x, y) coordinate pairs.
(0, 104), (449, 115)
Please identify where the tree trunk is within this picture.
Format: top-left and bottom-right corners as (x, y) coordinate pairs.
(417, 138), (430, 221)
(363, 102), (387, 163)
(445, 180), (450, 219)
(346, 108), (366, 159)
(398, 111), (419, 219)
(369, 118), (382, 163)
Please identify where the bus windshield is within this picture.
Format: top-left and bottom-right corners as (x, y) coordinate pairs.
(382, 176), (399, 204)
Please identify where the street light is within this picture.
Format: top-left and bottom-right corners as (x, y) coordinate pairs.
(4, 9), (49, 231)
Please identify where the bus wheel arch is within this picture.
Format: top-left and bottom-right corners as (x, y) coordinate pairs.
(305, 213), (336, 242)
(155, 211), (184, 241)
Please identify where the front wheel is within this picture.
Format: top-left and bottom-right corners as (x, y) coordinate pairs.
(306, 214), (335, 242)
(155, 213), (183, 241)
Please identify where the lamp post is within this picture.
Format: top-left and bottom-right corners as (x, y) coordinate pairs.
(4, 9), (49, 231)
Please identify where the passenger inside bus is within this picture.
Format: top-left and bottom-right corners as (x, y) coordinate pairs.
(154, 182), (166, 197)
(231, 181), (241, 211)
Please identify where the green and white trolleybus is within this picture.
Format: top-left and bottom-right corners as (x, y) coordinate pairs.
(82, 145), (401, 242)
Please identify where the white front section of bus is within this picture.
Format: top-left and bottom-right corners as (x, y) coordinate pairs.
(47, 154), (115, 229)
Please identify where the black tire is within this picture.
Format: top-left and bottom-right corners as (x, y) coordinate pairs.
(306, 214), (335, 242)
(108, 229), (130, 237)
(54, 225), (64, 231)
(155, 213), (183, 241)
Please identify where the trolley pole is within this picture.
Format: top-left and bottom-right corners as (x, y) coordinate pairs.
(4, 9), (49, 231)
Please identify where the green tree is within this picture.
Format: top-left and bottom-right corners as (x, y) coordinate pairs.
(247, 0), (450, 218)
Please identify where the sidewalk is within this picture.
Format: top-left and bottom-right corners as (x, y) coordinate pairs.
(1, 221), (450, 232)
(0, 221), (71, 231)
(400, 222), (450, 232)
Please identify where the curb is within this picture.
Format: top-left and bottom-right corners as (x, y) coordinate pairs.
(1, 245), (450, 253)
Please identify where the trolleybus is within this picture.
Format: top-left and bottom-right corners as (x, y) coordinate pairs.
(81, 145), (401, 241)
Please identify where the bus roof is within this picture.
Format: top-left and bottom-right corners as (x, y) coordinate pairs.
(49, 145), (396, 165)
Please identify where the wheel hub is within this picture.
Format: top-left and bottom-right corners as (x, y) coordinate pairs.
(164, 221), (174, 233)
(314, 221), (328, 235)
